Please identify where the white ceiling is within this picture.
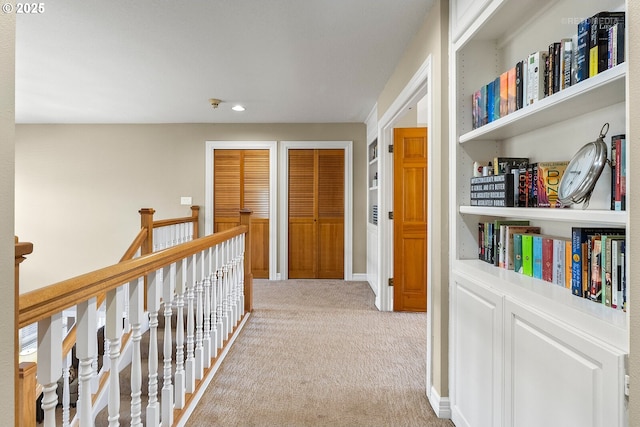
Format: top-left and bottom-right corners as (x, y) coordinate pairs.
(16, 0), (434, 124)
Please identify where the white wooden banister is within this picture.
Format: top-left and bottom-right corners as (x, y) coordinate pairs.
(17, 208), (252, 427)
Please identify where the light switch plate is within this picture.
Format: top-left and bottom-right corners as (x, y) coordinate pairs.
(180, 196), (192, 205)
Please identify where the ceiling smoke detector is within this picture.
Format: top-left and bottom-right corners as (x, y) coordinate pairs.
(209, 98), (222, 108)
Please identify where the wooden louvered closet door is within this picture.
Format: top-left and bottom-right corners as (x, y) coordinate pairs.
(288, 149), (344, 279)
(214, 149), (270, 278)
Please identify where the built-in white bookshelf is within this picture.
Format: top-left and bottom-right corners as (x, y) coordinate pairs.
(449, 0), (629, 426)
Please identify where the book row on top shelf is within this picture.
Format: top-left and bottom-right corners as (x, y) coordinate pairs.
(471, 11), (625, 131)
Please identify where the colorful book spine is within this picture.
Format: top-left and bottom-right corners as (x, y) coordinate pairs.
(571, 227), (625, 298)
(589, 236), (603, 302)
(552, 238), (567, 286)
(532, 234), (543, 279)
(487, 80), (495, 123)
(513, 233), (524, 273)
(565, 240), (572, 289)
(541, 235), (554, 282)
(505, 226), (540, 270)
(500, 71), (508, 117)
(492, 76), (500, 121)
(507, 67), (516, 114)
(495, 220), (530, 268)
(522, 234), (535, 277)
(589, 12), (626, 77)
(536, 161), (568, 208)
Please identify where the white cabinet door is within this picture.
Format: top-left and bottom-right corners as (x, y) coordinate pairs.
(451, 272), (504, 427)
(504, 298), (627, 427)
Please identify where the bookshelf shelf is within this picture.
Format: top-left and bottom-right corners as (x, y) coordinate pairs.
(459, 206), (627, 225)
(459, 63), (626, 144)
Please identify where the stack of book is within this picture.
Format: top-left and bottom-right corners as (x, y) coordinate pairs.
(470, 157), (569, 208)
(471, 11), (625, 130)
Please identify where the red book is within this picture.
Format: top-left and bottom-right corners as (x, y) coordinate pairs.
(542, 236), (554, 282)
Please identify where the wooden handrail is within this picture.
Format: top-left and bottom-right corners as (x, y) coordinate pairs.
(152, 216), (197, 228)
(120, 228), (148, 263)
(18, 225), (247, 329)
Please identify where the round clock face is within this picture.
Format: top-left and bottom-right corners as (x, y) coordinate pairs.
(558, 139), (607, 206)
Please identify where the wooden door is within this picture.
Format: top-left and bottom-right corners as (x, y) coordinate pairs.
(393, 128), (427, 312)
(288, 149), (344, 279)
(214, 149), (270, 278)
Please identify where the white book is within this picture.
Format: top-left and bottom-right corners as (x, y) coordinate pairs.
(527, 51), (547, 105)
(552, 238), (565, 286)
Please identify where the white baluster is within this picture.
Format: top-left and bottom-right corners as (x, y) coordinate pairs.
(161, 264), (175, 426)
(202, 247), (212, 366)
(239, 233), (246, 318)
(77, 298), (97, 427)
(215, 243), (224, 349)
(129, 278), (144, 427)
(233, 235), (241, 324)
(62, 353), (71, 427)
(185, 255), (196, 393)
(146, 270), (162, 427)
(223, 240), (232, 338)
(174, 259), (186, 409)
(37, 313), (62, 427)
(195, 251), (205, 379)
(106, 286), (124, 427)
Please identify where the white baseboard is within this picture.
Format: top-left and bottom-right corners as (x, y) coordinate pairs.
(428, 386), (452, 419)
(351, 273), (367, 281)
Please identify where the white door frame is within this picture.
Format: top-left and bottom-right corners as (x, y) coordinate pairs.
(279, 141), (353, 281)
(205, 140), (278, 280)
(377, 55), (433, 398)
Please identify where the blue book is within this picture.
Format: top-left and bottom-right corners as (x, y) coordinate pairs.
(533, 234), (543, 279)
(487, 81), (495, 123)
(576, 17), (590, 83)
(492, 76), (500, 121)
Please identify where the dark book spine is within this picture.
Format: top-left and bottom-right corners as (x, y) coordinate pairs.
(576, 18), (590, 82)
(547, 43), (555, 96)
(590, 12), (626, 76)
(515, 61), (523, 110)
(553, 42), (561, 93)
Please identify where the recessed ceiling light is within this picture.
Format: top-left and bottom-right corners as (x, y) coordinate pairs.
(232, 105), (245, 112)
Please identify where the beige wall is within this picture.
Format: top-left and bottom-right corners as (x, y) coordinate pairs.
(15, 123), (366, 293)
(629, 0), (639, 421)
(1, 11), (16, 426)
(376, 0), (450, 399)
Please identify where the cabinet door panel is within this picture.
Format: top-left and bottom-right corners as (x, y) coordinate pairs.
(504, 299), (626, 427)
(451, 273), (503, 427)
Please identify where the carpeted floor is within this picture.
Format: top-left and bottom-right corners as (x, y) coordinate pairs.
(186, 279), (454, 427)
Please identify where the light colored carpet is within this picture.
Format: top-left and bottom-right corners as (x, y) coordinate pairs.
(186, 279), (454, 427)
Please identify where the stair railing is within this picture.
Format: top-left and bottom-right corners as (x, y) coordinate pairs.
(17, 208), (253, 427)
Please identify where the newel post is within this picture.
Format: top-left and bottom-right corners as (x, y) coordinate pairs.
(191, 206), (200, 239)
(139, 208), (156, 256)
(239, 209), (253, 312)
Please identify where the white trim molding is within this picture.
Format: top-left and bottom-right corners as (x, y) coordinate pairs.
(376, 54), (435, 405)
(429, 385), (452, 419)
(205, 140), (278, 280)
(279, 141), (353, 281)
